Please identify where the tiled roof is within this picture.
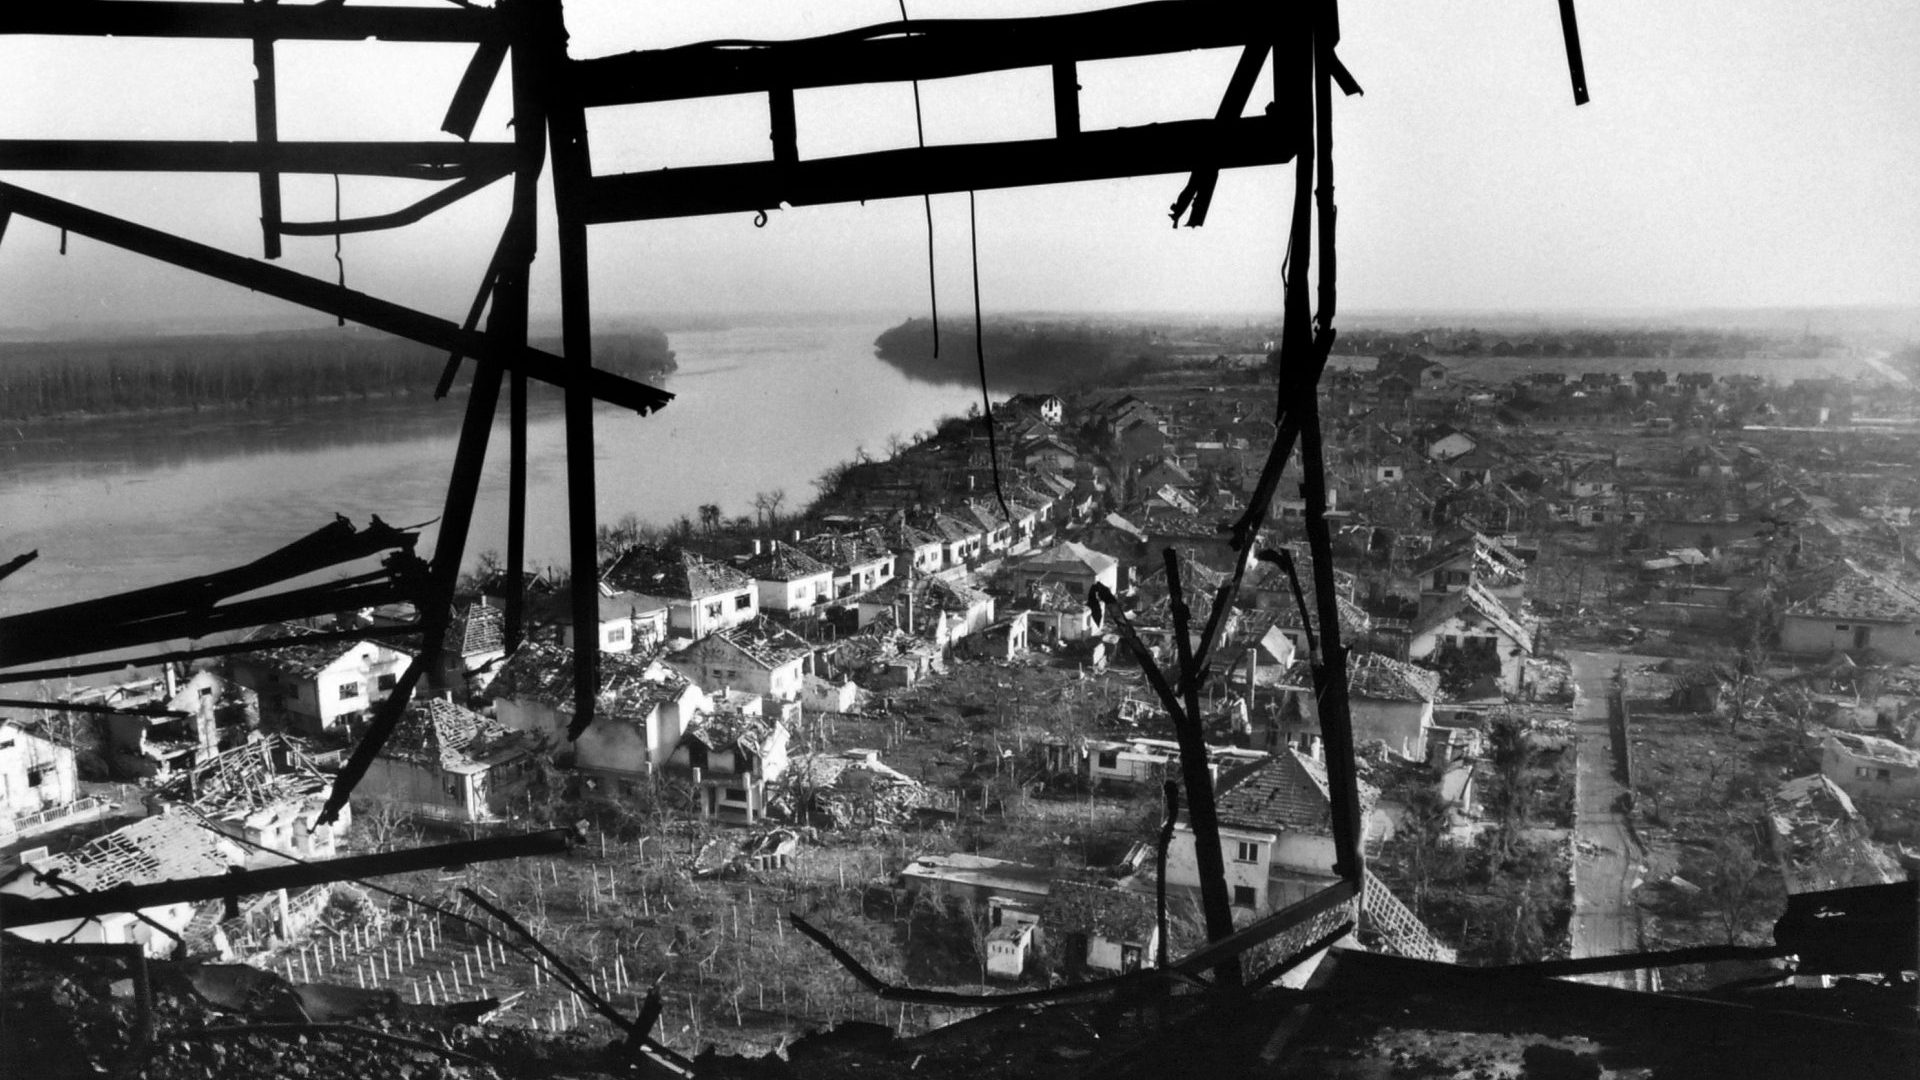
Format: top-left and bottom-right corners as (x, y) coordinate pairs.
(709, 618), (814, 669)
(1411, 532), (1526, 578)
(597, 588), (668, 624)
(866, 572), (988, 613)
(448, 601), (505, 657)
(1015, 581), (1090, 614)
(962, 500), (1008, 530)
(1040, 878), (1157, 942)
(683, 709), (777, 755)
(1411, 582), (1533, 653)
(1347, 652), (1439, 703)
(741, 540), (833, 582)
(1211, 750), (1379, 835)
(385, 698), (534, 768)
(252, 628), (360, 679)
(31, 813), (235, 892)
(1270, 590), (1371, 635)
(798, 532), (890, 571)
(1017, 540), (1118, 577)
(879, 517), (943, 551)
(928, 513), (981, 544)
(1788, 560), (1920, 622)
(483, 643), (666, 707)
(604, 545), (751, 599)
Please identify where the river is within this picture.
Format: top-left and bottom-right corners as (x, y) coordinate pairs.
(0, 321), (980, 618)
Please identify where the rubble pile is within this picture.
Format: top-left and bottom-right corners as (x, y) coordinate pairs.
(1, 944), (629, 1080)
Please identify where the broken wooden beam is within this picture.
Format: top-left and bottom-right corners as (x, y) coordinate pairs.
(0, 830), (571, 928)
(0, 140), (516, 179)
(576, 114), (1295, 223)
(0, 2), (503, 43)
(569, 1), (1277, 106)
(0, 516), (422, 670)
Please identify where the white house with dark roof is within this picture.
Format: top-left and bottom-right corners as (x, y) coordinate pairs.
(1780, 561), (1920, 662)
(878, 514), (946, 578)
(664, 617), (813, 701)
(563, 585), (669, 655)
(230, 633), (412, 737)
(1165, 750), (1379, 913)
(741, 539), (835, 613)
(1406, 582), (1536, 694)
(798, 531), (895, 600)
(603, 545), (758, 639)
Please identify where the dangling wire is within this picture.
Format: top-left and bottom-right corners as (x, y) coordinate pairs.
(332, 173), (345, 326)
(969, 189), (1010, 519)
(898, 0), (938, 357)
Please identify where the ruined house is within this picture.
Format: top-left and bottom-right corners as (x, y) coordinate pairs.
(1281, 654), (1438, 762)
(1002, 539), (1121, 598)
(666, 709), (792, 823)
(1406, 581), (1537, 696)
(485, 643), (667, 742)
(228, 633), (412, 738)
(359, 698), (544, 825)
(0, 812), (243, 957)
(1166, 750), (1380, 915)
(1039, 878), (1162, 976)
(602, 544), (759, 639)
(561, 586), (669, 656)
(569, 666), (711, 796)
(663, 617), (814, 702)
(740, 539), (836, 614)
(1821, 731), (1920, 804)
(0, 720), (82, 851)
(177, 737), (347, 865)
(1778, 560), (1920, 662)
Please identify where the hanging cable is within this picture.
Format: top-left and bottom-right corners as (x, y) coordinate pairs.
(332, 173), (345, 326)
(897, 0), (939, 357)
(969, 189), (1010, 519)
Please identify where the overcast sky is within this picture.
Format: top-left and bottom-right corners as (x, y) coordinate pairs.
(0, 0), (1915, 334)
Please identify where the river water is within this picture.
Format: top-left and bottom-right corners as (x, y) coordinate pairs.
(0, 321), (979, 618)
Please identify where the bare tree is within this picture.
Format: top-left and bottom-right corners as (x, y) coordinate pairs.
(1698, 832), (1765, 945)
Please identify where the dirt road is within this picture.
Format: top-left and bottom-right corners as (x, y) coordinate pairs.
(1566, 651), (1649, 989)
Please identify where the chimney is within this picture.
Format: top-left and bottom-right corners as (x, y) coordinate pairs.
(753, 539), (763, 556)
(793, 529), (801, 543)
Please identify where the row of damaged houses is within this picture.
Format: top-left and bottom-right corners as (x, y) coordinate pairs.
(903, 746), (1451, 981)
(0, 733), (347, 958)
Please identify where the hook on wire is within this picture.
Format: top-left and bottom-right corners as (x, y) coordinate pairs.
(752, 209), (768, 228)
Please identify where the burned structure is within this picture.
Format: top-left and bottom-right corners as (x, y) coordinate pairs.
(1, 2), (1914, 1078)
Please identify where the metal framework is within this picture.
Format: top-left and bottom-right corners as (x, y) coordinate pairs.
(0, 0), (1596, 988)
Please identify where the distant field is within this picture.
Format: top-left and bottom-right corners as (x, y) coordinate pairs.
(1330, 353), (1884, 384)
